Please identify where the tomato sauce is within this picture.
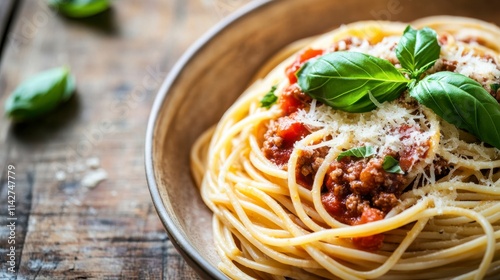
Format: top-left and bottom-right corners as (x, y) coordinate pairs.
(261, 48), (435, 252)
(262, 115), (310, 167)
(276, 116), (309, 148)
(285, 48), (324, 84)
(396, 125), (430, 172)
(352, 208), (385, 250)
(279, 92), (304, 115)
(322, 191), (385, 250)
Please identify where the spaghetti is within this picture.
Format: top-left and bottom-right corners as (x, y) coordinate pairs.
(191, 16), (500, 279)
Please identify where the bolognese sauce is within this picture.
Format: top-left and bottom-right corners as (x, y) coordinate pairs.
(261, 41), (437, 250)
(193, 17), (500, 279)
(264, 27), (499, 250)
(261, 84), (434, 250)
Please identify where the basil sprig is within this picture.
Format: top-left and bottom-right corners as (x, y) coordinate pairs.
(5, 67), (76, 122)
(48, 0), (110, 18)
(297, 25), (500, 150)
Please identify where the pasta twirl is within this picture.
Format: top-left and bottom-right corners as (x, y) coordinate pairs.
(190, 16), (500, 279)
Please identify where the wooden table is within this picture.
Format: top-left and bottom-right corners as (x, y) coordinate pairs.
(0, 0), (251, 278)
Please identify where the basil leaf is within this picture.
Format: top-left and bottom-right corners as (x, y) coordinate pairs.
(396, 26), (440, 78)
(4, 67), (76, 122)
(382, 156), (404, 174)
(491, 83), (500, 93)
(297, 52), (408, 113)
(410, 71), (500, 149)
(260, 85), (278, 109)
(337, 146), (376, 161)
(48, 0), (110, 18)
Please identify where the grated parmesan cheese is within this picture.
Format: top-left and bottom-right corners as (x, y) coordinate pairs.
(334, 35), (500, 90)
(346, 36), (400, 65)
(295, 99), (433, 173)
(430, 44), (500, 90)
(285, 33), (500, 184)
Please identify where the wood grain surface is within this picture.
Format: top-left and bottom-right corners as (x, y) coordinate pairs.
(0, 0), (251, 278)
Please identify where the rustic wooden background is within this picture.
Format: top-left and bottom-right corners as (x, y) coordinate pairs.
(0, 0), (251, 278)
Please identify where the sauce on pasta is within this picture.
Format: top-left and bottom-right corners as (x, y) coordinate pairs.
(190, 16), (500, 280)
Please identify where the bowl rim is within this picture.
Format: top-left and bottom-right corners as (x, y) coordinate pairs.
(144, 0), (274, 279)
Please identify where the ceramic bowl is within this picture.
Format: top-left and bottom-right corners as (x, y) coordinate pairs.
(145, 0), (500, 278)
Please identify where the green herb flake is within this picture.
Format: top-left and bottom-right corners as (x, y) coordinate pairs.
(4, 67), (76, 122)
(260, 85), (278, 109)
(337, 146), (376, 161)
(490, 83), (500, 93)
(382, 156), (404, 174)
(48, 0), (110, 18)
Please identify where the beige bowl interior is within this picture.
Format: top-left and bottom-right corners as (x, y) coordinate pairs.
(146, 0), (500, 278)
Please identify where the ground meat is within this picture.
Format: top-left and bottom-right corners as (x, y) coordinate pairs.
(356, 158), (390, 194)
(262, 115), (311, 168)
(372, 192), (399, 213)
(438, 59), (457, 72)
(326, 157), (406, 198)
(345, 194), (369, 217)
(262, 126), (286, 167)
(438, 63), (500, 104)
(320, 155), (407, 231)
(283, 84), (312, 104)
(433, 51), (500, 104)
(279, 84), (312, 115)
(262, 85), (311, 160)
(425, 155), (452, 179)
(296, 147), (329, 188)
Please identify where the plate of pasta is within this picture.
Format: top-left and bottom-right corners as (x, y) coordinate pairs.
(146, 0), (500, 279)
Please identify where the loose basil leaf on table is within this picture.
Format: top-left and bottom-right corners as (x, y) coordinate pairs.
(297, 52), (409, 113)
(48, 0), (110, 18)
(4, 67), (76, 122)
(409, 71), (500, 150)
(396, 26), (440, 79)
(382, 156), (404, 174)
(337, 146), (376, 161)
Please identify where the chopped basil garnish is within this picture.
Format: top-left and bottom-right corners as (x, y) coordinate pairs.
(48, 0), (110, 18)
(337, 148), (404, 174)
(260, 85), (278, 109)
(382, 156), (404, 174)
(4, 67), (76, 122)
(296, 25), (500, 150)
(491, 83), (500, 93)
(337, 146), (376, 161)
